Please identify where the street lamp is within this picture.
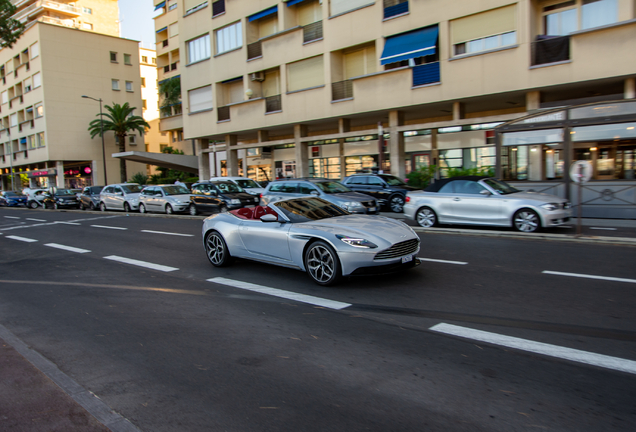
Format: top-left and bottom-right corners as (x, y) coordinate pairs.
(82, 95), (108, 185)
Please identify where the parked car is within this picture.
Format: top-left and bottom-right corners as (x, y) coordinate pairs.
(403, 176), (571, 233)
(202, 197), (421, 286)
(25, 189), (49, 208)
(42, 188), (80, 209)
(191, 181), (260, 211)
(208, 176), (265, 196)
(78, 186), (104, 210)
(260, 178), (378, 214)
(0, 191), (27, 207)
(139, 184), (193, 214)
(189, 185), (228, 216)
(341, 173), (420, 212)
(99, 183), (143, 212)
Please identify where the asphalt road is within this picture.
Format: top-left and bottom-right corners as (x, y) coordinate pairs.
(1, 207), (635, 431)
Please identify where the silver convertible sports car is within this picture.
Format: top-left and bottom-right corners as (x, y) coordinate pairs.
(202, 197), (421, 286)
(403, 176), (571, 233)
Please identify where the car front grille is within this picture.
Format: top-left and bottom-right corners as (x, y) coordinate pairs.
(361, 200), (375, 208)
(374, 238), (419, 261)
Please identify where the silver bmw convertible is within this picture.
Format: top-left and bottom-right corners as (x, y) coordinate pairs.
(202, 197), (421, 286)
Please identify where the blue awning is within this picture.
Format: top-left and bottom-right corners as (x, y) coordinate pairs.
(286, 0), (309, 6)
(20, 137), (26, 144)
(248, 5), (277, 21)
(156, 26), (167, 33)
(380, 26), (438, 65)
(154, 1), (166, 11)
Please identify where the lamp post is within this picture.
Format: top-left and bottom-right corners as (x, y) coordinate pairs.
(82, 95), (107, 185)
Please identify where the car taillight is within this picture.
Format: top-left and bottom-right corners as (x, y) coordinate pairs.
(405, 196), (410, 203)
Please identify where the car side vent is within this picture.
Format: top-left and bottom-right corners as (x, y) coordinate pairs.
(374, 239), (419, 260)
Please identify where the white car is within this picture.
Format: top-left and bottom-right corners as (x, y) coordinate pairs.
(139, 184), (192, 214)
(99, 183), (143, 212)
(208, 176), (265, 196)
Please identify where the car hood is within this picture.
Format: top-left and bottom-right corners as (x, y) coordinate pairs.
(54, 194), (77, 199)
(504, 191), (567, 203)
(222, 192), (256, 199)
(325, 192), (375, 203)
(244, 187), (265, 195)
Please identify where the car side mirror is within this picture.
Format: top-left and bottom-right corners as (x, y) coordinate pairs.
(260, 214), (278, 223)
(310, 190), (319, 196)
(480, 189), (491, 196)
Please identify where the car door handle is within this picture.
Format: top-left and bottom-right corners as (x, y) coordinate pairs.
(453, 197), (461, 201)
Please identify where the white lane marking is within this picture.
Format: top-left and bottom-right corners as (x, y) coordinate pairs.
(141, 230), (194, 237)
(5, 235), (37, 243)
(208, 277), (352, 310)
(45, 243), (91, 254)
(430, 323), (636, 375)
(4, 216), (20, 219)
(590, 227), (618, 231)
(104, 255), (178, 272)
(91, 225), (127, 230)
(26, 218), (46, 222)
(0, 216), (120, 232)
(419, 258), (468, 265)
(543, 270), (636, 284)
(57, 221), (81, 225)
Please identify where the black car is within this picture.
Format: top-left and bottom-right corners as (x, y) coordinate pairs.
(78, 186), (104, 210)
(42, 189), (80, 209)
(190, 181), (259, 215)
(341, 173), (420, 212)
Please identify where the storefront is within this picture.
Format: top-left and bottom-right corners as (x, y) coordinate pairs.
(495, 100), (636, 218)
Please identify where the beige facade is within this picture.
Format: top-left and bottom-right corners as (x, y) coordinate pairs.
(168, 0), (635, 188)
(0, 21), (145, 189)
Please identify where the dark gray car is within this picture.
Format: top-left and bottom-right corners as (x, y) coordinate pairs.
(79, 186), (104, 210)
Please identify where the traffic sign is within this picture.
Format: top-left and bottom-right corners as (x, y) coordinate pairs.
(569, 160), (592, 183)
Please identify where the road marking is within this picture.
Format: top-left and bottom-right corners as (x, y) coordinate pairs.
(3, 216), (20, 219)
(543, 270), (636, 284)
(44, 243), (91, 254)
(141, 230), (194, 237)
(56, 221), (81, 225)
(419, 258), (468, 265)
(25, 218), (46, 222)
(590, 227), (617, 231)
(91, 225), (127, 230)
(104, 255), (178, 272)
(430, 323), (636, 375)
(5, 235), (37, 242)
(208, 277), (352, 310)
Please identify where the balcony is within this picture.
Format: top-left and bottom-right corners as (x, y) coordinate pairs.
(302, 21), (322, 43)
(265, 95), (281, 113)
(36, 15), (80, 29)
(14, 0), (81, 24)
(332, 80), (353, 101)
(412, 62), (440, 87)
(531, 35), (570, 66)
(247, 41), (262, 61)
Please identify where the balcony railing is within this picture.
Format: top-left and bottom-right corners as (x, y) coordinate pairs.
(383, 0), (408, 19)
(265, 95), (281, 113)
(212, 0), (225, 17)
(14, 0), (81, 23)
(162, 39), (169, 47)
(412, 62), (440, 87)
(247, 41), (262, 60)
(218, 106), (230, 121)
(332, 80), (353, 101)
(531, 35), (570, 66)
(37, 15), (79, 29)
(303, 21), (323, 43)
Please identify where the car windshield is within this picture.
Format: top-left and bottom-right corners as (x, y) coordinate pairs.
(121, 184), (143, 193)
(274, 197), (350, 223)
(314, 181), (352, 194)
(89, 186), (104, 194)
(5, 192), (23, 197)
(162, 185), (190, 196)
(482, 178), (520, 195)
(55, 189), (74, 195)
(235, 179), (260, 189)
(379, 175), (407, 186)
(213, 182), (243, 193)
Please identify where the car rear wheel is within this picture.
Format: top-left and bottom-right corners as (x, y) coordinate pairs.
(89, 202), (96, 210)
(79, 201), (85, 210)
(165, 204), (173, 215)
(219, 205), (228, 213)
(139, 203), (147, 214)
(54, 203), (59, 210)
(188, 204), (198, 216)
(304, 241), (342, 286)
(389, 194), (405, 213)
(100, 202), (106, 212)
(205, 231), (232, 267)
(416, 207), (438, 228)
(28, 201), (38, 209)
(513, 209), (540, 233)
(124, 202), (131, 213)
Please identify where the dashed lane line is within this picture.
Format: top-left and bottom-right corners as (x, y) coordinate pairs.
(44, 243), (91, 254)
(141, 230), (194, 237)
(91, 225), (127, 230)
(25, 218), (47, 222)
(543, 270), (636, 284)
(430, 323), (636, 375)
(419, 258), (468, 265)
(590, 227), (618, 231)
(5, 235), (37, 243)
(3, 216), (20, 219)
(104, 255), (179, 272)
(0, 215), (120, 232)
(57, 221), (81, 225)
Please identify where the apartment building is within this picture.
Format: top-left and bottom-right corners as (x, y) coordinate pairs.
(172, 0), (635, 217)
(0, 0), (146, 190)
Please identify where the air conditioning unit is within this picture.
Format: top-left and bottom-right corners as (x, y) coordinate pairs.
(249, 72), (265, 82)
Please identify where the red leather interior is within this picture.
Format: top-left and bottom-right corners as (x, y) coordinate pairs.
(230, 206), (277, 220)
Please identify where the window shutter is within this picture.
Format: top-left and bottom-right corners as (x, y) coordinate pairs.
(331, 0), (372, 16)
(298, 1), (321, 25)
(188, 86), (213, 112)
(344, 50), (365, 79)
(33, 72), (41, 88)
(262, 70), (281, 96)
(169, 22), (179, 37)
(30, 42), (39, 59)
(451, 5), (516, 45)
(287, 55), (324, 92)
(184, 0), (204, 12)
(258, 15), (278, 38)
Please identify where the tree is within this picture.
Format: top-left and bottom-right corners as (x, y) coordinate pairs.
(159, 76), (181, 117)
(88, 102), (150, 183)
(0, 0), (25, 49)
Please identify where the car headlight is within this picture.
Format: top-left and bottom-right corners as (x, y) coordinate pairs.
(57, 198), (63, 203)
(541, 203), (558, 211)
(336, 234), (377, 249)
(342, 201), (363, 210)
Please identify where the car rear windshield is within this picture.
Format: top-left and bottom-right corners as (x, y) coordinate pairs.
(162, 185), (190, 196)
(213, 182), (243, 193)
(274, 197), (349, 223)
(482, 178), (519, 195)
(121, 185), (143, 193)
(379, 175), (407, 186)
(235, 179), (260, 189)
(314, 181), (351, 194)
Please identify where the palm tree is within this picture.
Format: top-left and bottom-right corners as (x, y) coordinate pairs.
(88, 102), (150, 183)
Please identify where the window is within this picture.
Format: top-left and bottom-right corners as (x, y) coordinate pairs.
(383, 0), (409, 19)
(1, 91), (7, 104)
(129, 135), (136, 145)
(124, 54), (132, 65)
(37, 132), (45, 147)
(169, 3), (178, 11)
(451, 5), (517, 56)
(82, 23), (93, 30)
(126, 81), (133, 92)
(83, 7), (92, 14)
(188, 85), (213, 113)
(110, 51), (117, 62)
(581, 0), (617, 30)
(287, 55), (324, 92)
(169, 22), (179, 37)
(35, 102), (43, 117)
(142, 99), (147, 109)
(212, 0), (225, 16)
(187, 34), (211, 63)
(28, 135), (36, 149)
(215, 22), (242, 55)
(112, 79), (120, 90)
(331, 0), (373, 16)
(343, 45), (376, 79)
(141, 77), (146, 87)
(544, 1), (577, 35)
(33, 72), (41, 88)
(10, 113), (17, 127)
(141, 56), (148, 63)
(152, 57), (156, 64)
(29, 42), (39, 59)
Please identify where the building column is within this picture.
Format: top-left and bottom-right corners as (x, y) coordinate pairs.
(431, 129), (439, 181)
(526, 91), (541, 111)
(91, 160), (99, 186)
(294, 124), (308, 178)
(196, 139), (210, 180)
(625, 78), (636, 99)
(338, 119), (350, 177)
(388, 110), (405, 179)
(452, 102), (465, 121)
(225, 134), (239, 176)
(55, 161), (64, 188)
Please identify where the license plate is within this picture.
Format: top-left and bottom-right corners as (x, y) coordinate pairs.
(368, 207), (376, 212)
(401, 254), (413, 263)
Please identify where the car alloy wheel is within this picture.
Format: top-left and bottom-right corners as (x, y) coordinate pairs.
(100, 202), (106, 212)
(79, 201), (85, 210)
(54, 203), (59, 210)
(124, 202), (131, 213)
(139, 204), (147, 214)
(89, 202), (96, 210)
(205, 231), (232, 267)
(220, 205), (228, 213)
(165, 204), (173, 215)
(28, 201), (38, 209)
(304, 241), (342, 286)
(416, 207), (438, 228)
(389, 195), (405, 213)
(514, 209), (540, 233)
(189, 204), (198, 216)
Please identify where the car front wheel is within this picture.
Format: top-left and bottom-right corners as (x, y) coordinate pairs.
(205, 231), (232, 267)
(124, 202), (131, 213)
(513, 209), (540, 233)
(139, 203), (147, 214)
(389, 194), (405, 213)
(100, 202), (107, 212)
(304, 241), (342, 286)
(28, 201), (38, 209)
(188, 204), (198, 216)
(165, 204), (173, 215)
(416, 207), (438, 228)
